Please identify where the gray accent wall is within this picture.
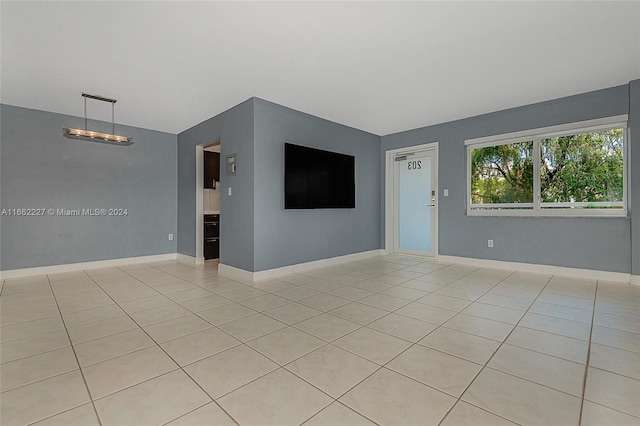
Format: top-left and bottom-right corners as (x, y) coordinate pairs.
(252, 98), (381, 271)
(381, 85), (633, 273)
(177, 99), (255, 271)
(0, 104), (177, 270)
(7, 81), (633, 275)
(177, 98), (381, 273)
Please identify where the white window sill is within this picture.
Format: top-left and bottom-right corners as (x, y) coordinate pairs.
(467, 209), (628, 218)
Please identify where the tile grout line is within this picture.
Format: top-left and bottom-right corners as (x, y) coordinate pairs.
(96, 265), (245, 425)
(122, 262), (402, 423)
(0, 265), (515, 358)
(316, 264), (518, 425)
(0, 316), (64, 346)
(299, 265), (517, 425)
(197, 289), (382, 408)
(288, 260), (462, 424)
(514, 310), (592, 327)
(435, 270), (552, 426)
(134, 258), (442, 355)
(62, 256), (390, 423)
(43, 271), (104, 426)
(434, 281), (629, 414)
(6, 257), (620, 426)
(62, 268), (640, 416)
(431, 269), (524, 425)
(0, 347), (74, 377)
(99, 267), (276, 350)
(301, 401), (381, 426)
(577, 280), (599, 426)
(114, 323), (223, 417)
(156, 257), (454, 424)
(160, 402), (240, 426)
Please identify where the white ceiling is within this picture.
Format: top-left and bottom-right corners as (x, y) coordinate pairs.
(2, 1), (639, 136)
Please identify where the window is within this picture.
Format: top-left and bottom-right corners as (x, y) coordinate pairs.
(466, 116), (627, 216)
(471, 141), (534, 208)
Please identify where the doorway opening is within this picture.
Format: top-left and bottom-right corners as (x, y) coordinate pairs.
(195, 141), (221, 265)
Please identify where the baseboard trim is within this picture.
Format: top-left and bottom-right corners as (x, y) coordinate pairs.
(217, 264), (255, 282)
(176, 253), (199, 265)
(219, 249), (385, 282)
(437, 255), (632, 284)
(632, 275), (640, 286)
(0, 253), (178, 280)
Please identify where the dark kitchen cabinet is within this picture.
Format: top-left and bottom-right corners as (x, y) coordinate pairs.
(204, 215), (219, 238)
(204, 151), (220, 189)
(204, 214), (220, 260)
(204, 237), (219, 260)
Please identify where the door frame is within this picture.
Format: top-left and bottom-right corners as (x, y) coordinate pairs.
(195, 141), (221, 265)
(195, 145), (204, 264)
(384, 142), (439, 258)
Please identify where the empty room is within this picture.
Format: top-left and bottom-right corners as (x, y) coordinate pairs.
(1, 1), (639, 425)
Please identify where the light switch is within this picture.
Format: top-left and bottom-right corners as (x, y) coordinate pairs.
(228, 187), (232, 196)
(444, 189), (449, 197)
(226, 154), (237, 175)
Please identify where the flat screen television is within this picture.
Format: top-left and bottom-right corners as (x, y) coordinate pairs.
(285, 143), (355, 209)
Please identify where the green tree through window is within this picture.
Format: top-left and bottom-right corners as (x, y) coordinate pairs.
(471, 141), (534, 205)
(469, 127), (624, 212)
(541, 130), (624, 206)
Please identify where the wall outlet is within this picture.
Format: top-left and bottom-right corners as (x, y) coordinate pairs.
(228, 187), (232, 196)
(168, 233), (174, 241)
(487, 239), (494, 248)
(444, 189), (449, 197)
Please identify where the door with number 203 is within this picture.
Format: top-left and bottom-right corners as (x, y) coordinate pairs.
(393, 149), (436, 256)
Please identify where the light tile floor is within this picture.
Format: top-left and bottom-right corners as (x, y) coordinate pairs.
(1, 255), (639, 425)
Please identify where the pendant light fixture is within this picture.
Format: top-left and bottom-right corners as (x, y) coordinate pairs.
(63, 93), (133, 145)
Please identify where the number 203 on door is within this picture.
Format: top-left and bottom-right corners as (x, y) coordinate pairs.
(407, 160), (421, 170)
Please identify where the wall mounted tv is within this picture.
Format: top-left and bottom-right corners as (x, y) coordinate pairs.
(284, 143), (355, 209)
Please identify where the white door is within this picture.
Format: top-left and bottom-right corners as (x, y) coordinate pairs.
(393, 149), (437, 256)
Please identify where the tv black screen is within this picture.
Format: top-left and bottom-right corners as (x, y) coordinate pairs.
(285, 143), (355, 209)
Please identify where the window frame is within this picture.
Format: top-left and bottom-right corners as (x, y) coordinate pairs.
(465, 115), (628, 217)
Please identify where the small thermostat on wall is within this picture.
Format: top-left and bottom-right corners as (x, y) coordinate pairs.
(226, 154), (237, 175)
